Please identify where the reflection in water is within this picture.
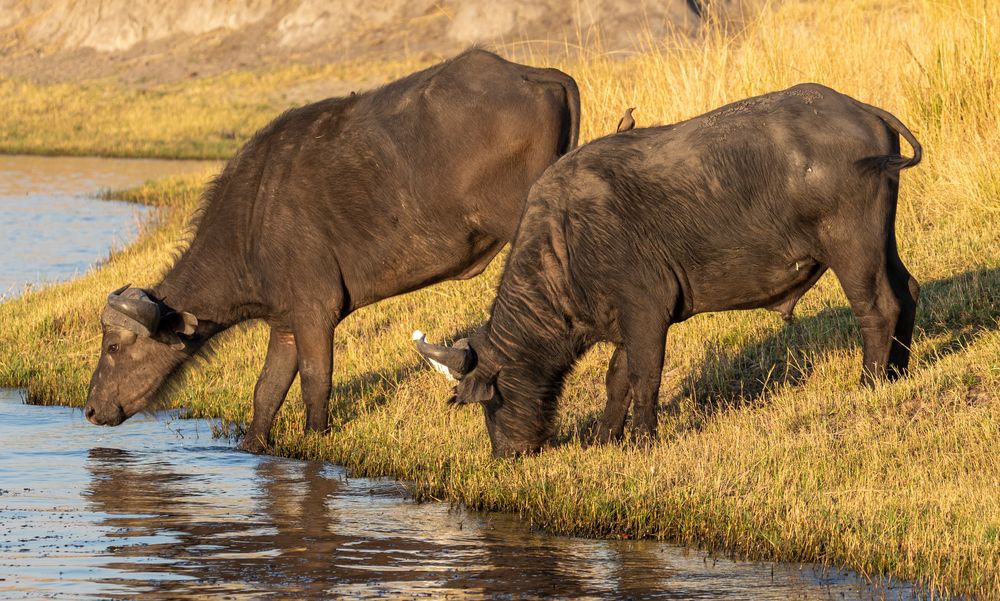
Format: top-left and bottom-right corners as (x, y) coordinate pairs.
(0, 154), (212, 296)
(0, 391), (920, 600)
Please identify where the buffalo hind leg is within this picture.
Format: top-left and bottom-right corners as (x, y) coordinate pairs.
(886, 244), (919, 380)
(591, 346), (631, 445)
(241, 327), (299, 453)
(830, 245), (901, 386)
(295, 314), (337, 434)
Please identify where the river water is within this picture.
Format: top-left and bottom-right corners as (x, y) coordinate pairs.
(0, 155), (920, 599)
(0, 155), (208, 296)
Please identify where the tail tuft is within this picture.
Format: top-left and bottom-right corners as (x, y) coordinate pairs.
(856, 154), (918, 175)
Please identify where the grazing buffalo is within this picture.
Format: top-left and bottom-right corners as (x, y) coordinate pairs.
(415, 83), (922, 457)
(84, 49), (580, 452)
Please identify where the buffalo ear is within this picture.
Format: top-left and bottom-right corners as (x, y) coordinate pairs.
(450, 369), (496, 405)
(154, 311), (199, 349)
(161, 311), (198, 336)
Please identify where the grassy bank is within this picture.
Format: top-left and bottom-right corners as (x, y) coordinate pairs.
(0, 60), (424, 159)
(1, 0), (998, 597)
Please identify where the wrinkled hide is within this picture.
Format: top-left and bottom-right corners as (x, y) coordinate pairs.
(423, 83), (922, 457)
(85, 49), (581, 450)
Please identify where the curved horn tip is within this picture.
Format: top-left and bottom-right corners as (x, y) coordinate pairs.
(110, 283), (132, 296)
(105, 287), (160, 335)
(413, 333), (474, 379)
(412, 330), (426, 342)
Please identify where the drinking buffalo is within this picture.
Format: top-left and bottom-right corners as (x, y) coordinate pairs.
(84, 49), (580, 452)
(415, 83), (922, 457)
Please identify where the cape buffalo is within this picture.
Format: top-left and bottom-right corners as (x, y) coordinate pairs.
(415, 83), (922, 457)
(84, 49), (580, 452)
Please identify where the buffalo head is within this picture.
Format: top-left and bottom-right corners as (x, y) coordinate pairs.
(414, 330), (552, 458)
(84, 285), (199, 426)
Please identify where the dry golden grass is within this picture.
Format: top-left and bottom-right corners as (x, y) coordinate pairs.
(1, 0), (998, 597)
(0, 61), (420, 158)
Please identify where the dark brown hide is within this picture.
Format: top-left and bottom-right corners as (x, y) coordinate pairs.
(85, 49), (581, 450)
(434, 83), (921, 457)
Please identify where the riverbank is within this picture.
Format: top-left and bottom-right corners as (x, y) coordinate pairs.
(0, 60), (420, 159)
(1, 0), (997, 598)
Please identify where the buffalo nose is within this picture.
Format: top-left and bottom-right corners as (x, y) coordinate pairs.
(84, 406), (97, 424)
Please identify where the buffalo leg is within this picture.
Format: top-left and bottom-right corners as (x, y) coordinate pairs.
(622, 313), (670, 440)
(591, 346), (631, 445)
(295, 317), (336, 434)
(886, 242), (919, 379)
(830, 247), (901, 386)
(241, 328), (298, 453)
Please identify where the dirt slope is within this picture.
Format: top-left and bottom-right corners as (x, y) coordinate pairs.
(0, 0), (760, 82)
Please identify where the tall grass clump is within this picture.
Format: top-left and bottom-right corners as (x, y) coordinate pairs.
(0, 0), (997, 597)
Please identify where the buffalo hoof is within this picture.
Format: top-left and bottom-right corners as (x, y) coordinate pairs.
(628, 426), (658, 449)
(584, 422), (624, 448)
(239, 433), (269, 454)
(859, 367), (892, 388)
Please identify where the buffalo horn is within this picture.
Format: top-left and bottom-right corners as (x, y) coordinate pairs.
(412, 330), (475, 379)
(106, 286), (161, 335)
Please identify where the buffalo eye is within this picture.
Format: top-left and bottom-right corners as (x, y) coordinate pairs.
(107, 343), (120, 354)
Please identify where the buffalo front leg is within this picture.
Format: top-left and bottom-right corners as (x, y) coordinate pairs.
(622, 312), (670, 442)
(294, 317), (336, 435)
(241, 328), (298, 453)
(590, 346), (631, 445)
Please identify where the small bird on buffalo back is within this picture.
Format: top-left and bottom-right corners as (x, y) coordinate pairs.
(617, 107), (636, 132)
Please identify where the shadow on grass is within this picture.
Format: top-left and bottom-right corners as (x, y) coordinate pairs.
(681, 267), (999, 409)
(559, 267), (999, 445)
(328, 361), (425, 423)
(333, 268), (997, 447)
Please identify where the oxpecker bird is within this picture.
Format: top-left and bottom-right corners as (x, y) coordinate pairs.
(616, 107), (636, 132)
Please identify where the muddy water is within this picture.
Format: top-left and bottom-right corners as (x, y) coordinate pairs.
(0, 154), (210, 296)
(0, 156), (920, 599)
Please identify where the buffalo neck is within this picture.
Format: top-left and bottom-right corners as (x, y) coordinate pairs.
(153, 213), (257, 330)
(485, 265), (586, 404)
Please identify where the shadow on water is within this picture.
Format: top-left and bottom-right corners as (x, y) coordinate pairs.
(82, 449), (615, 599)
(674, 267), (999, 410)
